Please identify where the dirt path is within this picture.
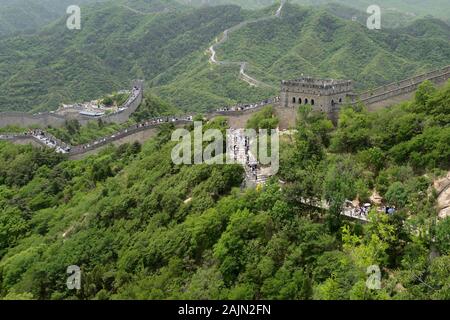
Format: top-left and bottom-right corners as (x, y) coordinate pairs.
(208, 1), (285, 89)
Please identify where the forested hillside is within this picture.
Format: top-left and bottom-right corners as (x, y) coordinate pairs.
(0, 0), (189, 37)
(0, 2), (244, 112)
(0, 1), (448, 114)
(0, 81), (449, 300)
(183, 0), (450, 22)
(234, 3), (450, 84)
(0, 0), (111, 36)
(5, 0), (444, 38)
(155, 2), (450, 110)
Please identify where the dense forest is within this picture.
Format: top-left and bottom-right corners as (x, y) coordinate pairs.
(155, 2), (450, 111)
(43, 93), (181, 145)
(0, 1), (449, 113)
(0, 0), (185, 36)
(0, 81), (449, 300)
(0, 1), (244, 112)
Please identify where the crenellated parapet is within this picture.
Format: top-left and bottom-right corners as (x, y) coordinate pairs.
(280, 65), (450, 122)
(280, 76), (354, 122)
(281, 77), (353, 95)
(354, 66), (450, 106)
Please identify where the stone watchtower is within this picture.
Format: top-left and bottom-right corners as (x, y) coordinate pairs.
(280, 77), (354, 121)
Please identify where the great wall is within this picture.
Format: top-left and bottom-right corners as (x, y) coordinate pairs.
(208, 0), (284, 88)
(0, 64), (447, 223)
(0, 2), (448, 226)
(281, 66), (450, 123)
(0, 0), (448, 163)
(1, 64), (449, 160)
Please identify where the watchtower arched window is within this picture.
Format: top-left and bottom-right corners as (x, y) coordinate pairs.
(299, 98), (302, 105)
(305, 98), (308, 104)
(311, 99), (315, 105)
(292, 97), (296, 103)
(339, 98), (342, 103)
(331, 99), (335, 106)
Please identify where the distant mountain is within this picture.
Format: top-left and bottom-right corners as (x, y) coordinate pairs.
(0, 0), (186, 37)
(0, 1), (448, 113)
(180, 0), (450, 23)
(117, 0), (185, 13)
(314, 0), (450, 22)
(0, 0), (111, 37)
(0, 2), (244, 112)
(153, 2), (450, 111)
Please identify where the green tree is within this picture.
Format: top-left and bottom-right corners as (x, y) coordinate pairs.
(65, 119), (81, 136)
(414, 80), (437, 111)
(385, 182), (408, 208)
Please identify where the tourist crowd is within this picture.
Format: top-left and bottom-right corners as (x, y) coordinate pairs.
(23, 130), (71, 154)
(72, 115), (194, 153)
(216, 97), (279, 112)
(228, 129), (266, 185)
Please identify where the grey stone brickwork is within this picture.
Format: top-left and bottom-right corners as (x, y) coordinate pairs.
(280, 65), (449, 122)
(280, 77), (354, 122)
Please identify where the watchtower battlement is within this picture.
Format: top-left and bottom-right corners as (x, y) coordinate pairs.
(280, 76), (353, 121)
(281, 77), (352, 94)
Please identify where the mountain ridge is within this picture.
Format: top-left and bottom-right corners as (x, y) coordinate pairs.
(0, 1), (449, 113)
(153, 2), (450, 111)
